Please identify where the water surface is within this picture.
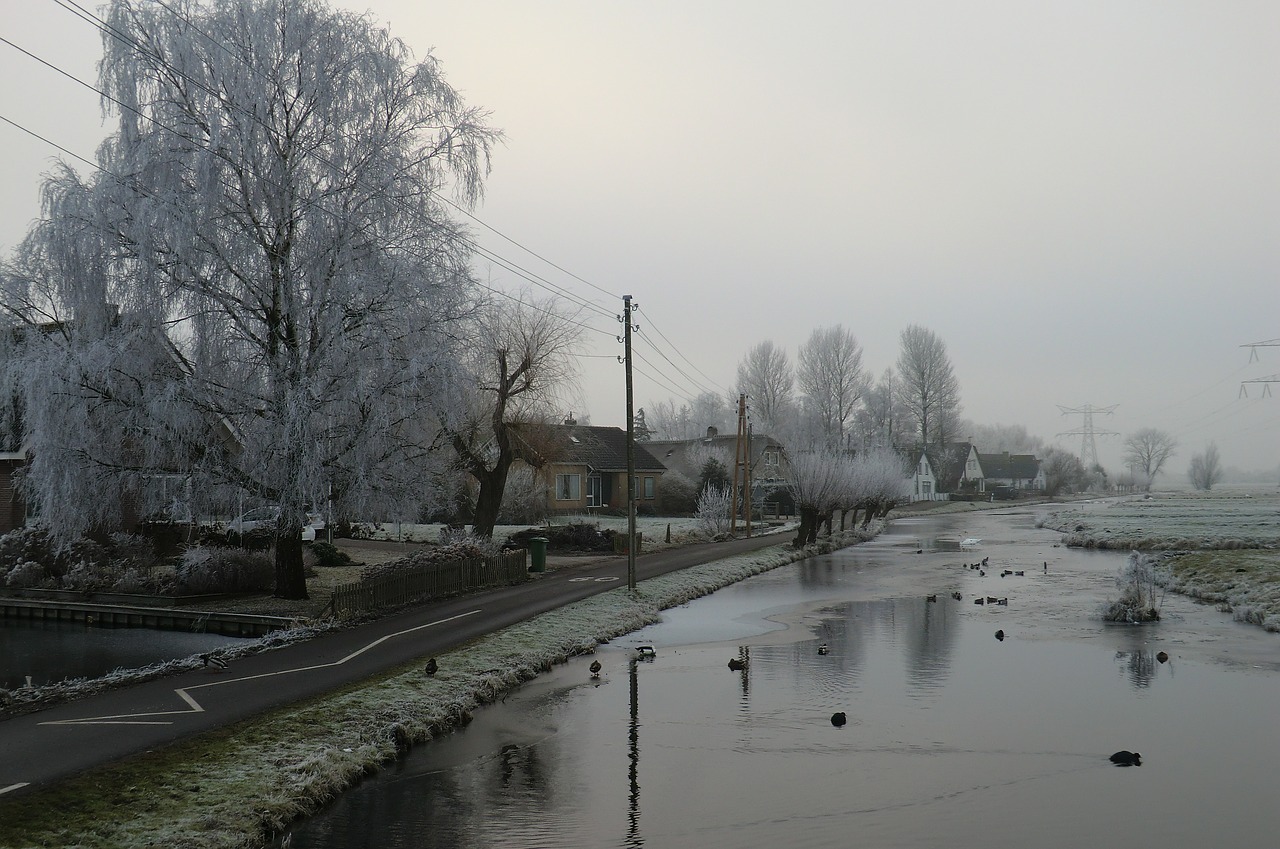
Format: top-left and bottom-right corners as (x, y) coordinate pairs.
(283, 509), (1280, 848)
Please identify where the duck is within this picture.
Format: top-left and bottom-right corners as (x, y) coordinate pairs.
(986, 596), (999, 604)
(974, 597), (985, 605)
(636, 645), (657, 659)
(994, 629), (1005, 641)
(589, 659), (602, 678)
(200, 653), (228, 671)
(830, 711), (847, 728)
(951, 591), (963, 601)
(996, 597), (1008, 606)
(1014, 570), (1025, 576)
(1156, 651), (1169, 664)
(1109, 750), (1142, 766)
(728, 658), (746, 671)
(926, 594), (937, 603)
(817, 643), (830, 655)
(424, 657), (439, 676)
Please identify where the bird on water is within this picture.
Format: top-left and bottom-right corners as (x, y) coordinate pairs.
(589, 659), (602, 678)
(817, 643), (830, 655)
(831, 712), (847, 727)
(728, 658), (746, 671)
(1109, 750), (1142, 766)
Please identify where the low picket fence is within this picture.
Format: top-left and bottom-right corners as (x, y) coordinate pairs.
(328, 549), (528, 618)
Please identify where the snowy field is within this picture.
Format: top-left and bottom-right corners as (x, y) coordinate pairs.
(1040, 488), (1280, 550)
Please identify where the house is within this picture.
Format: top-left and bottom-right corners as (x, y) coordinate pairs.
(924, 442), (985, 497)
(646, 428), (790, 511)
(907, 449), (944, 502)
(978, 451), (1045, 491)
(534, 423), (667, 513)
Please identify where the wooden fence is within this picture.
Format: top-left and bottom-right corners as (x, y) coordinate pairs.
(328, 549), (528, 619)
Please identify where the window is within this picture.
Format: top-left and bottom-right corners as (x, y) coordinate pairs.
(555, 474), (580, 501)
(631, 476), (656, 500)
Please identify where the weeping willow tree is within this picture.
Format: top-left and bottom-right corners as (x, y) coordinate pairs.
(0, 0), (499, 598)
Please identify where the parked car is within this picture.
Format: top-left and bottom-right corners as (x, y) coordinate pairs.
(225, 506), (325, 543)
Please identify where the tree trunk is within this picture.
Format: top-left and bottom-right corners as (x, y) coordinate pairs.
(793, 506), (819, 548)
(273, 532), (308, 600)
(471, 460), (512, 538)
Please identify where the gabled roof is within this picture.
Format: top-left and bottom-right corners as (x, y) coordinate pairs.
(541, 424), (666, 473)
(924, 442), (979, 491)
(978, 452), (1041, 480)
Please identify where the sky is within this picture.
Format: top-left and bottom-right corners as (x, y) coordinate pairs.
(1, 0), (1277, 477)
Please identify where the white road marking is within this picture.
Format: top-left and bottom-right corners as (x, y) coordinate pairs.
(40, 609), (483, 727)
(0, 783), (30, 795)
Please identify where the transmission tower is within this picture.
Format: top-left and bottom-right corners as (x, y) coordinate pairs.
(1057, 404), (1119, 468)
(1241, 338), (1280, 363)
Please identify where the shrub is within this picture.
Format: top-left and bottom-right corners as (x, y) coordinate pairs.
(695, 484), (733, 539)
(310, 542), (354, 569)
(4, 560), (48, 589)
(174, 546), (274, 594)
(1101, 551), (1166, 623)
(505, 523), (616, 553)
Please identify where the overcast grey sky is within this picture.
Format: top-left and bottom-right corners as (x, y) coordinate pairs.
(1, 0), (1276, 476)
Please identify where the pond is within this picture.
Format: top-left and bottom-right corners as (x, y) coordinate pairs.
(0, 619), (251, 689)
(281, 507), (1280, 847)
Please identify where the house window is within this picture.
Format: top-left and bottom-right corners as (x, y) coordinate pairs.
(555, 474), (580, 501)
(644, 476), (655, 499)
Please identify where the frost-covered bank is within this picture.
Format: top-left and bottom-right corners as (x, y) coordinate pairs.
(0, 524), (881, 849)
(1039, 490), (1280, 632)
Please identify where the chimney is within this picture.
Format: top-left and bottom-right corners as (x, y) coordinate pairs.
(564, 413), (577, 426)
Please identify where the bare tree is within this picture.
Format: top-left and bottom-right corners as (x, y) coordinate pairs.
(797, 325), (868, 449)
(1188, 442), (1223, 491)
(1041, 446), (1088, 496)
(440, 293), (583, 538)
(896, 325), (961, 447)
(0, 0), (497, 599)
(787, 448), (845, 547)
(853, 368), (915, 450)
(1123, 428), (1178, 491)
(736, 340), (793, 434)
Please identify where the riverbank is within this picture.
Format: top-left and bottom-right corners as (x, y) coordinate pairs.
(0, 524), (881, 849)
(1038, 488), (1280, 632)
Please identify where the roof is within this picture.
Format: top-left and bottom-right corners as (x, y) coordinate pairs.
(540, 424), (666, 473)
(978, 452), (1041, 480)
(924, 442), (978, 491)
(645, 433), (786, 481)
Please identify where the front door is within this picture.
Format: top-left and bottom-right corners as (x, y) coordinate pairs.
(587, 474), (603, 508)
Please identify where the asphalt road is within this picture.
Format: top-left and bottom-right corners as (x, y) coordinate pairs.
(0, 532), (788, 798)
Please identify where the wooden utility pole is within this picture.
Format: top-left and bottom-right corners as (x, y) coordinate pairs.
(730, 394), (751, 536)
(622, 295), (637, 590)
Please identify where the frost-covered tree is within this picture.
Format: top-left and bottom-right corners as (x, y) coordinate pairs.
(896, 325), (961, 447)
(439, 292), (583, 538)
(786, 448), (845, 547)
(1123, 428), (1178, 491)
(0, 0), (498, 598)
(1187, 442), (1223, 491)
(735, 340), (793, 435)
(797, 326), (868, 449)
(694, 483), (733, 539)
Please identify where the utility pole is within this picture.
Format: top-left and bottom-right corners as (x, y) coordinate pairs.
(730, 394), (750, 535)
(621, 295), (638, 590)
(1056, 403), (1119, 469)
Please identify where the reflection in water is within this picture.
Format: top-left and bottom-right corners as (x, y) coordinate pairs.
(626, 657), (641, 848)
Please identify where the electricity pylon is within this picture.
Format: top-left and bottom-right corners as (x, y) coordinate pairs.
(1241, 338), (1280, 363)
(1057, 404), (1119, 468)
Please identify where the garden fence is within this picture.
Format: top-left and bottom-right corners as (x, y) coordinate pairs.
(328, 549), (528, 618)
